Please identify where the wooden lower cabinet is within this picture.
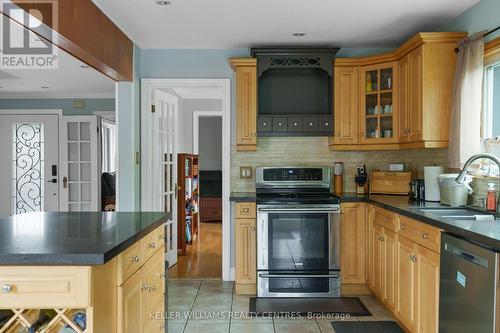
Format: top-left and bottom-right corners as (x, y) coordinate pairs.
(235, 202), (257, 295)
(366, 205), (440, 333)
(340, 203), (366, 284)
(415, 244), (440, 333)
(121, 268), (143, 333)
(384, 229), (397, 313)
(396, 235), (418, 332)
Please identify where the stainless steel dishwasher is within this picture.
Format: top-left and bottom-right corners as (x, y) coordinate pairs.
(439, 233), (499, 333)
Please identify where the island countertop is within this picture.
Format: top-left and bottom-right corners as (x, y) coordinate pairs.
(0, 211), (169, 265)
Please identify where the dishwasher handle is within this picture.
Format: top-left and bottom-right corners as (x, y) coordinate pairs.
(445, 242), (489, 268)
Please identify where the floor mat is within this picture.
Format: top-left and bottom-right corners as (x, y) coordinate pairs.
(331, 321), (405, 333)
(249, 297), (371, 316)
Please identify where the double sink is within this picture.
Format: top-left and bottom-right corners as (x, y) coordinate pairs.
(413, 207), (500, 236)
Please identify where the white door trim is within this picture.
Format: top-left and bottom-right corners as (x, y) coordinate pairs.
(193, 111), (223, 155)
(141, 78), (232, 281)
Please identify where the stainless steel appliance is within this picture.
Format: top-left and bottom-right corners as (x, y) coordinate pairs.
(256, 167), (341, 297)
(439, 233), (499, 332)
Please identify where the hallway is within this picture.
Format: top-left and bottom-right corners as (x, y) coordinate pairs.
(169, 222), (222, 279)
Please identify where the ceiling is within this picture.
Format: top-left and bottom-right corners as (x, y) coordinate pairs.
(93, 0), (478, 49)
(0, 23), (115, 98)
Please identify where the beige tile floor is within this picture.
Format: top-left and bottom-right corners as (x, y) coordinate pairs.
(167, 280), (397, 333)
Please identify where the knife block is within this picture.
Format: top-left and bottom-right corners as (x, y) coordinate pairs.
(356, 183), (369, 195)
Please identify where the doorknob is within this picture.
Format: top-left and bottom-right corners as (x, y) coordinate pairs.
(62, 176), (68, 189)
(47, 179), (57, 183)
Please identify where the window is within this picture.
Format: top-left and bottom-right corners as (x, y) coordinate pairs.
(483, 63), (500, 159)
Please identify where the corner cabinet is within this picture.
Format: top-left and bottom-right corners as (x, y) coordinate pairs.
(331, 32), (467, 151)
(229, 58), (257, 151)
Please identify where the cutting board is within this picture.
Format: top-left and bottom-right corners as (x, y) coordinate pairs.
(369, 171), (411, 195)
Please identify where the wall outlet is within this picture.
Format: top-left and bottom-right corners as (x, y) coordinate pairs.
(240, 166), (253, 179)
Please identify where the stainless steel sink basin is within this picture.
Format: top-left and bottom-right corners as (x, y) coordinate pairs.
(416, 208), (499, 221)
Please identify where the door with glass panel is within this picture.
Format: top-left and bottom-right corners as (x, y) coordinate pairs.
(59, 116), (100, 212)
(0, 115), (59, 218)
(142, 89), (179, 267)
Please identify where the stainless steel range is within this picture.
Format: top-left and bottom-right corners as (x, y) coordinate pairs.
(256, 167), (341, 297)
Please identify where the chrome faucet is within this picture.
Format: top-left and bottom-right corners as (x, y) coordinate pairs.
(455, 153), (500, 184)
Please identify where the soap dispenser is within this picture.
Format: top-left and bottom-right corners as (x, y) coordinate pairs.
(486, 183), (497, 212)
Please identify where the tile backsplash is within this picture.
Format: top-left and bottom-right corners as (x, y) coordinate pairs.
(231, 137), (448, 192)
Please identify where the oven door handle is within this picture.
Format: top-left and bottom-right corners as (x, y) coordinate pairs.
(258, 208), (340, 212)
(258, 273), (340, 278)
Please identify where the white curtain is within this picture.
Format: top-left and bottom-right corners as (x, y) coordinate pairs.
(448, 32), (486, 169)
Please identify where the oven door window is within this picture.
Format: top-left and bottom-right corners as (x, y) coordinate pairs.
(268, 213), (329, 271)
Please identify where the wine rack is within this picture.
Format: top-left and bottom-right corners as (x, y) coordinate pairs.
(0, 308), (89, 333)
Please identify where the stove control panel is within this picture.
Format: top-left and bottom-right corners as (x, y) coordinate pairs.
(263, 168), (323, 182)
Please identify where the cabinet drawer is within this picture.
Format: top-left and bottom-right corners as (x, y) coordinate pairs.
(236, 202), (256, 218)
(398, 215), (441, 253)
(119, 240), (144, 285)
(272, 117), (287, 132)
(0, 267), (91, 308)
(318, 116), (333, 133)
(303, 116), (319, 132)
(142, 229), (161, 262)
(288, 117), (303, 132)
(258, 116), (272, 132)
(372, 206), (397, 232)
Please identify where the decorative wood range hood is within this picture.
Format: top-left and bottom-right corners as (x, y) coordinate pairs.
(251, 47), (339, 137)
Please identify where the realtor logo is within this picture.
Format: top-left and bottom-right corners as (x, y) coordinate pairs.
(1, 0), (58, 69)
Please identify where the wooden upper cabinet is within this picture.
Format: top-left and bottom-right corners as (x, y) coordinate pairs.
(230, 58), (258, 151)
(332, 66), (359, 146)
(340, 203), (366, 284)
(359, 62), (398, 145)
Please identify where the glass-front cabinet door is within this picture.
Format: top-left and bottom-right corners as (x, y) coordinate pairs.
(359, 62), (398, 144)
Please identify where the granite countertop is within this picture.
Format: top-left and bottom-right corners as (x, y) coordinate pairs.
(229, 192), (256, 202)
(0, 212), (169, 265)
(340, 193), (500, 251)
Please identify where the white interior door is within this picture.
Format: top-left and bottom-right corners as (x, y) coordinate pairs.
(59, 116), (100, 212)
(142, 89), (179, 267)
(0, 114), (59, 217)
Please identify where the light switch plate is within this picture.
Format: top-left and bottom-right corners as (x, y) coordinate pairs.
(240, 166), (253, 179)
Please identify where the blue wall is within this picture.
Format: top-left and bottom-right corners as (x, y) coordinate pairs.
(0, 98), (114, 115)
(438, 0), (500, 41)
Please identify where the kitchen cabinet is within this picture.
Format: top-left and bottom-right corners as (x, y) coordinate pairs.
(230, 58), (258, 151)
(371, 222), (385, 299)
(340, 203), (366, 284)
(359, 62), (398, 145)
(235, 202), (257, 294)
(331, 32), (467, 151)
(332, 66), (359, 146)
(396, 235), (418, 332)
(384, 228), (397, 313)
(415, 244), (440, 333)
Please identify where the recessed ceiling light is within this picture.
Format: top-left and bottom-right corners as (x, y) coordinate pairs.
(41, 86), (50, 89)
(292, 32), (306, 37)
(80, 65), (89, 69)
(156, 0), (171, 5)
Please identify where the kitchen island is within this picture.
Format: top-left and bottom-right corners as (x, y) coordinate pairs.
(0, 211), (168, 333)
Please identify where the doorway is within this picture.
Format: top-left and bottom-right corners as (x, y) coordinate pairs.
(141, 79), (231, 281)
(0, 114), (59, 217)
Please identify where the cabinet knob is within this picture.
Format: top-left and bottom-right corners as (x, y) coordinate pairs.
(263, 122), (267, 126)
(325, 122), (329, 126)
(422, 233), (429, 240)
(149, 242), (156, 249)
(131, 256), (140, 263)
(335, 133), (340, 137)
(243, 208), (249, 213)
(340, 210), (345, 214)
(379, 236), (385, 241)
(385, 217), (390, 223)
(278, 122), (283, 127)
(159, 234), (165, 240)
(160, 272), (166, 278)
(149, 285), (157, 292)
(400, 224), (407, 230)
(309, 122), (314, 126)
(251, 132), (256, 137)
(2, 284), (12, 293)
(251, 227), (255, 231)
(141, 283), (149, 291)
(410, 255), (417, 262)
